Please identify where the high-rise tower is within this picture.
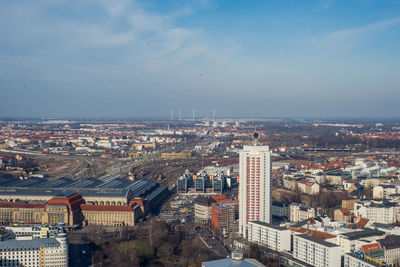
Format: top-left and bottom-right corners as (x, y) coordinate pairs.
(238, 142), (272, 238)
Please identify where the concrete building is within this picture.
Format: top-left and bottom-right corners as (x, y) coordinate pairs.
(239, 145), (272, 237)
(337, 229), (386, 255)
(344, 253), (385, 267)
(334, 208), (352, 222)
(271, 202), (290, 218)
(293, 234), (341, 267)
(211, 202), (238, 234)
(248, 221), (291, 251)
(377, 235), (400, 266)
(373, 185), (398, 199)
(297, 179), (320, 195)
(354, 200), (400, 224)
(0, 227), (68, 267)
(81, 203), (143, 227)
(290, 203), (317, 222)
(194, 196), (216, 225)
(342, 198), (361, 211)
(177, 172), (227, 195)
(0, 193), (85, 226)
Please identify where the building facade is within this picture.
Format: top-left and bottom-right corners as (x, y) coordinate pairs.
(211, 202), (237, 234)
(344, 253), (385, 267)
(239, 145), (271, 237)
(81, 204), (142, 227)
(248, 221), (291, 251)
(290, 203), (317, 222)
(194, 197), (215, 225)
(293, 234), (341, 267)
(0, 193), (85, 226)
(0, 233), (68, 267)
(354, 200), (400, 224)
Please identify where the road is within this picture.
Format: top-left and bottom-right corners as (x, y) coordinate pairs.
(186, 215), (229, 257)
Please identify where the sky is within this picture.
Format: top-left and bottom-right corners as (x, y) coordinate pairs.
(0, 0), (400, 119)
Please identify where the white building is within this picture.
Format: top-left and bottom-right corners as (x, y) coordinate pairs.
(239, 145), (271, 237)
(344, 253), (384, 267)
(290, 203), (318, 222)
(0, 234), (68, 267)
(354, 200), (400, 224)
(247, 221), (291, 251)
(293, 234), (341, 267)
(373, 185), (398, 199)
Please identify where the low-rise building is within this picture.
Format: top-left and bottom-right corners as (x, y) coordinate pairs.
(373, 184), (398, 199)
(81, 203), (142, 227)
(344, 253), (385, 267)
(334, 208), (352, 222)
(354, 200), (400, 224)
(271, 202), (290, 218)
(290, 203), (317, 222)
(297, 179), (320, 195)
(194, 196), (216, 225)
(248, 221), (291, 251)
(377, 235), (400, 266)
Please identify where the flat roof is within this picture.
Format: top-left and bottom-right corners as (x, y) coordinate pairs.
(249, 221), (288, 231)
(296, 234), (338, 248)
(341, 229), (385, 241)
(0, 238), (60, 250)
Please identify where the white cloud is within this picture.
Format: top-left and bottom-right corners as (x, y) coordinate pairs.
(307, 17), (400, 54)
(313, 0), (333, 12)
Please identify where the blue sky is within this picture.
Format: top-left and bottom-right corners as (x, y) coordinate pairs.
(0, 0), (399, 119)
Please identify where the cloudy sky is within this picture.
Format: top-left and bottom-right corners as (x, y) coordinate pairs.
(0, 0), (399, 119)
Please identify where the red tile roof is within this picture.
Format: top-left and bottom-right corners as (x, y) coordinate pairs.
(212, 195), (238, 204)
(362, 243), (382, 253)
(288, 227), (337, 240)
(47, 193), (85, 212)
(349, 217), (370, 229)
(80, 204), (137, 212)
(338, 208), (351, 215)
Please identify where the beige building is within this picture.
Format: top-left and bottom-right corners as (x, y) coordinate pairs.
(324, 174), (343, 185)
(0, 193), (85, 226)
(290, 203), (317, 222)
(194, 197), (215, 225)
(297, 180), (320, 195)
(342, 198), (360, 211)
(334, 208), (352, 222)
(373, 185), (397, 199)
(81, 204), (142, 227)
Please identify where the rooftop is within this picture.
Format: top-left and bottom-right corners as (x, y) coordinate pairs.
(296, 234), (338, 248)
(297, 234), (337, 248)
(0, 238), (61, 250)
(249, 221), (288, 231)
(341, 229), (385, 240)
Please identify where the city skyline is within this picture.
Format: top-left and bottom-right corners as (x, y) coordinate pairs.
(1, 0), (400, 118)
